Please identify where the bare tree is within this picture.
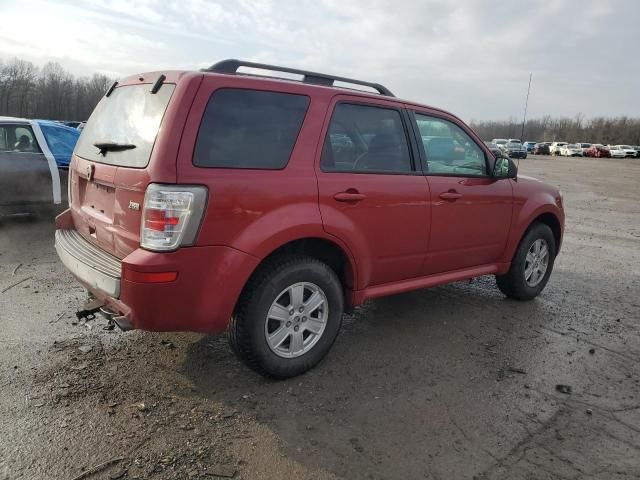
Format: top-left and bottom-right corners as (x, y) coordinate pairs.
(0, 57), (113, 121)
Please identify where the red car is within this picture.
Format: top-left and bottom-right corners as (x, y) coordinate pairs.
(55, 60), (564, 377)
(584, 144), (611, 158)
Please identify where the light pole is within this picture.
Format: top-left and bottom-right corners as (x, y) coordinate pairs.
(520, 73), (532, 141)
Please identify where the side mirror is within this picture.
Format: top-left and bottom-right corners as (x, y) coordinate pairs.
(493, 155), (518, 179)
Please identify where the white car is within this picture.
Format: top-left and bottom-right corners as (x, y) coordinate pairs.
(576, 142), (591, 154)
(560, 144), (583, 156)
(608, 146), (627, 158)
(613, 145), (638, 158)
(550, 142), (568, 155)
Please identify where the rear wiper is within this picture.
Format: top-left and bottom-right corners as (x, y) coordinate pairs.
(94, 141), (136, 156)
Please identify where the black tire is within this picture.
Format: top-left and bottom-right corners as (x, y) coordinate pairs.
(496, 222), (556, 300)
(228, 255), (344, 378)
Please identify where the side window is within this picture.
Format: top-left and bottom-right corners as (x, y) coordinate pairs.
(414, 114), (486, 176)
(193, 89), (310, 169)
(0, 125), (41, 153)
(321, 103), (413, 173)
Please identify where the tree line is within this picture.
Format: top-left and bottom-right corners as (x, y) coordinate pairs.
(0, 57), (112, 122)
(470, 115), (640, 146)
(1, 56), (639, 145)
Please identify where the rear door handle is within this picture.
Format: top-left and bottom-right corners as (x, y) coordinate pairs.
(439, 191), (462, 201)
(334, 191), (366, 202)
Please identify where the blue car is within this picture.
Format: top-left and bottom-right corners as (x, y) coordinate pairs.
(35, 120), (81, 168)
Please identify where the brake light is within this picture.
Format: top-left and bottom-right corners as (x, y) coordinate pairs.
(140, 184), (208, 251)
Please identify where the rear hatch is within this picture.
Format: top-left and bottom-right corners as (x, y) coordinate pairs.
(69, 80), (176, 259)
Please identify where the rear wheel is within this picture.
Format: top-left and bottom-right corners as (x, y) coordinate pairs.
(496, 223), (556, 300)
(229, 255), (344, 378)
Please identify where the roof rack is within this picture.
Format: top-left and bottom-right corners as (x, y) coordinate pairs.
(204, 59), (394, 97)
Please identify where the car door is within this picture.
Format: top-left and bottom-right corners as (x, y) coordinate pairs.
(316, 98), (431, 288)
(409, 111), (513, 275)
(0, 123), (53, 206)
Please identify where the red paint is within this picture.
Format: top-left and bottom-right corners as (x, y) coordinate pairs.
(57, 68), (564, 333)
(122, 269), (178, 283)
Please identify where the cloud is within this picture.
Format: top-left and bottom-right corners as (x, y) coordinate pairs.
(0, 0), (638, 120)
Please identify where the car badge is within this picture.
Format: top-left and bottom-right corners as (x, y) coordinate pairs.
(128, 200), (140, 211)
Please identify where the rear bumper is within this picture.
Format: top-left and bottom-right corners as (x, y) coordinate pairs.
(55, 229), (121, 297)
(55, 213), (260, 333)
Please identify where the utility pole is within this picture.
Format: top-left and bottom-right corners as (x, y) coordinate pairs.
(520, 73), (532, 141)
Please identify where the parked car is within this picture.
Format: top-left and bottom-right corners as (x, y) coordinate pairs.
(504, 141), (528, 159)
(0, 116), (79, 214)
(484, 141), (503, 158)
(54, 59), (564, 378)
(491, 138), (508, 152)
(550, 142), (568, 155)
(576, 143), (591, 154)
(612, 145), (638, 158)
(560, 144), (583, 156)
(584, 144), (611, 158)
(608, 146), (627, 158)
(533, 143), (551, 155)
(634, 146), (640, 157)
(523, 141), (536, 152)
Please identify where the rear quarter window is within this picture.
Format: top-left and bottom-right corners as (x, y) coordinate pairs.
(193, 89), (310, 169)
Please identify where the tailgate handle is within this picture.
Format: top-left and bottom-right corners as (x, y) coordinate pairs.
(334, 191), (366, 202)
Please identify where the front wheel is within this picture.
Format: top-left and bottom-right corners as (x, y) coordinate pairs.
(496, 223), (556, 300)
(228, 256), (344, 378)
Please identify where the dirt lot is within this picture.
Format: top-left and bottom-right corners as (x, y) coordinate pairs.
(1, 155), (639, 480)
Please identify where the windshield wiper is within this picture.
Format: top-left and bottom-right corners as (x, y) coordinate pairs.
(94, 141), (136, 156)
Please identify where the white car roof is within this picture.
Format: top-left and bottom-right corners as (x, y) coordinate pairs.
(0, 116), (30, 123)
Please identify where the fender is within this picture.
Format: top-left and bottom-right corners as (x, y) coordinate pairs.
(501, 189), (564, 264)
(227, 202), (360, 289)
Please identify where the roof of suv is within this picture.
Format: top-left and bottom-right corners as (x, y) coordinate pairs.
(116, 59), (458, 122)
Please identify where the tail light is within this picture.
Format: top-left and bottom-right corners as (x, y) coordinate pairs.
(140, 184), (208, 251)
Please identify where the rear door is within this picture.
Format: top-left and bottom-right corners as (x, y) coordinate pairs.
(409, 111), (513, 275)
(0, 123), (52, 206)
(317, 97), (430, 288)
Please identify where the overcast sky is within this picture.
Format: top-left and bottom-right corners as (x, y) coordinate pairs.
(0, 0), (638, 121)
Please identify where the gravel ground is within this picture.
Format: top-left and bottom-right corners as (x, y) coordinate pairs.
(0, 155), (639, 480)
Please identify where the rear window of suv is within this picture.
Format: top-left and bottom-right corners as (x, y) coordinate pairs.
(75, 84), (175, 168)
(193, 89), (309, 169)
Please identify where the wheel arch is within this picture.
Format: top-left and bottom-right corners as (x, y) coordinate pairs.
(235, 236), (358, 314)
(506, 209), (563, 265)
(531, 212), (562, 254)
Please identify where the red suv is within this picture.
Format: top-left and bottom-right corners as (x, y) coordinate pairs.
(55, 60), (564, 378)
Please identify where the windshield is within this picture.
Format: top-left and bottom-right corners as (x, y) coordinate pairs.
(619, 145), (632, 149)
(75, 84), (175, 168)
